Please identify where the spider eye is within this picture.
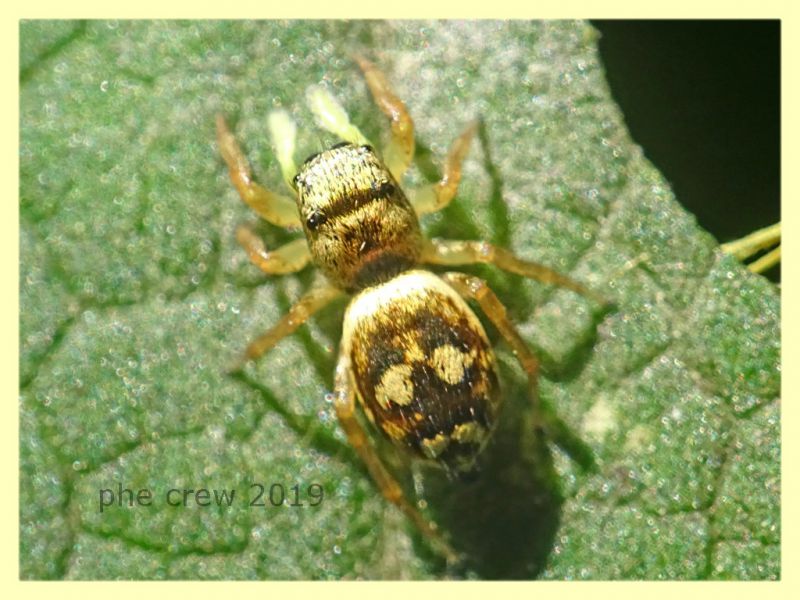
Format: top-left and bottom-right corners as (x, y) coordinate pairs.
(306, 210), (327, 231)
(376, 181), (395, 196)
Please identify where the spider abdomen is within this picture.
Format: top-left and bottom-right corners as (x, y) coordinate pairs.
(340, 270), (501, 474)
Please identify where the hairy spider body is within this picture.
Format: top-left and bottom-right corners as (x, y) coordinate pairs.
(216, 54), (600, 562)
(341, 269), (500, 473)
(295, 144), (422, 292)
(296, 144), (499, 473)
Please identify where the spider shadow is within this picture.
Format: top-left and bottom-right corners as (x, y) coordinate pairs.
(407, 122), (601, 578)
(415, 365), (594, 580)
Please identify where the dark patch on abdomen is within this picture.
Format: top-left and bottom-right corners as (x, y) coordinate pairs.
(407, 361), (495, 437)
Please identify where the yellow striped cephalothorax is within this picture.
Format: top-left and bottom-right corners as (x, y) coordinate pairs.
(294, 143), (423, 292)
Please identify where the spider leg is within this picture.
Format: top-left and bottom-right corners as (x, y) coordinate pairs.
(333, 353), (460, 564)
(440, 272), (542, 416)
(423, 238), (606, 305)
(216, 114), (300, 228)
(409, 121), (478, 216)
(235, 225), (310, 275)
(230, 284), (342, 371)
(353, 53), (415, 181)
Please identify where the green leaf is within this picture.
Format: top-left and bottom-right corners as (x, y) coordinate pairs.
(20, 20), (780, 580)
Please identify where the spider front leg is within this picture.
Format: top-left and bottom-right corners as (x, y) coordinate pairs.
(409, 121), (479, 216)
(235, 225), (310, 275)
(230, 284), (343, 371)
(216, 114), (301, 228)
(354, 54), (477, 214)
(422, 238), (606, 305)
(353, 54), (415, 181)
(333, 354), (460, 564)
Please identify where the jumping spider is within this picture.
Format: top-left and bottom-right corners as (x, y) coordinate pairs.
(217, 55), (601, 562)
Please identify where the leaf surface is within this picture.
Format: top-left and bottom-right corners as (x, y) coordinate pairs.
(20, 20), (780, 580)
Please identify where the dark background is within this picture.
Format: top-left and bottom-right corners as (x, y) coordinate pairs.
(592, 20), (780, 281)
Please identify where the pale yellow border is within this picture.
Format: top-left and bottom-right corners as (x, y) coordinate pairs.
(6, 1), (796, 597)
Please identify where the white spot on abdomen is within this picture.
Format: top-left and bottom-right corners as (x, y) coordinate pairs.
(375, 364), (414, 408)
